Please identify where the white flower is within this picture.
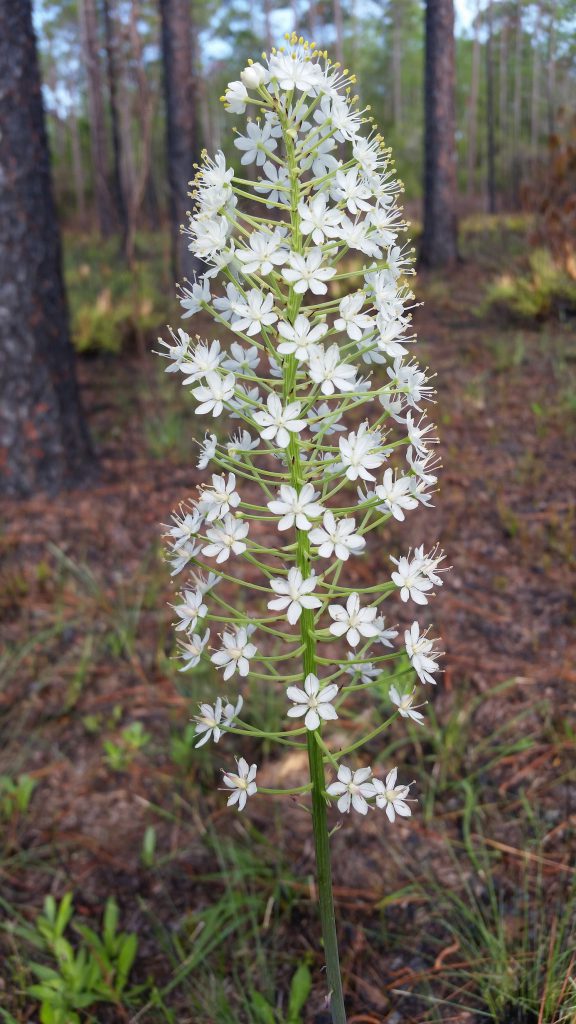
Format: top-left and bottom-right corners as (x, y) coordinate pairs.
(268, 51), (325, 94)
(314, 93), (363, 142)
(213, 282), (242, 322)
(222, 757), (257, 811)
(406, 413), (437, 459)
(180, 339), (222, 384)
(331, 168), (373, 214)
(339, 423), (386, 481)
(193, 372), (236, 416)
(237, 229), (288, 275)
(255, 161), (290, 207)
(326, 764), (375, 815)
(412, 544), (446, 585)
(282, 250), (336, 295)
(227, 430), (259, 455)
(377, 319), (410, 358)
(286, 674), (339, 731)
(157, 327), (190, 372)
(375, 469), (418, 522)
(187, 214), (229, 259)
(372, 768), (413, 822)
(268, 568), (322, 625)
(177, 628), (210, 671)
(334, 292), (375, 342)
(277, 315), (327, 361)
(308, 344), (357, 396)
(234, 119), (278, 166)
(202, 515), (249, 563)
(253, 394), (307, 448)
(386, 358), (434, 410)
(164, 506), (203, 550)
(211, 627), (257, 680)
(389, 685), (425, 724)
(194, 694), (243, 747)
(197, 433), (217, 469)
(240, 62), (268, 90)
(232, 289), (277, 337)
(267, 483), (325, 531)
(309, 511), (365, 561)
(167, 540), (198, 577)
(328, 593), (379, 647)
(172, 589), (207, 633)
(405, 622), (441, 685)
(222, 342), (260, 374)
(198, 473), (241, 522)
(298, 193), (342, 244)
(390, 555), (434, 604)
(224, 80), (249, 113)
(179, 276), (211, 318)
(373, 616), (399, 647)
(338, 216), (382, 258)
(310, 403), (346, 435)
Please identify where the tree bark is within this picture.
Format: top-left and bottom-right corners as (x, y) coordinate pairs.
(466, 0), (480, 198)
(78, 0), (113, 237)
(420, 0), (458, 267)
(0, 0), (94, 497)
(512, 0), (523, 206)
(333, 0), (345, 65)
(102, 0), (128, 252)
(69, 110), (87, 228)
(159, 0), (202, 282)
(486, 0), (497, 213)
(392, 0), (403, 129)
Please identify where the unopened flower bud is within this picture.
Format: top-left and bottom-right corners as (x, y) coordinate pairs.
(240, 62), (267, 89)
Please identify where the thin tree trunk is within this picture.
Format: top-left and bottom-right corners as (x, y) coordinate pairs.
(102, 0), (128, 253)
(263, 0), (273, 50)
(420, 0), (458, 267)
(486, 0), (497, 213)
(333, 0), (344, 65)
(124, 0), (156, 267)
(0, 0), (94, 496)
(78, 0), (113, 237)
(498, 8), (508, 193)
(512, 0), (523, 206)
(160, 0), (202, 281)
(392, 0), (402, 129)
(531, 2), (541, 161)
(308, 1), (317, 38)
(70, 110), (87, 227)
(466, 0), (480, 198)
(546, 0), (556, 138)
(291, 0), (298, 33)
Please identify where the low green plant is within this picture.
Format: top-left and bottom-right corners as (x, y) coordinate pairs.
(103, 720), (151, 771)
(6, 893), (144, 1023)
(481, 248), (576, 322)
(0, 774), (37, 820)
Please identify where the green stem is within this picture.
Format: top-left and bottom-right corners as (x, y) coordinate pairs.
(280, 108), (347, 1024)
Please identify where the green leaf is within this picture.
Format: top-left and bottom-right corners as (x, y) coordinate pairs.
(103, 897), (119, 949)
(116, 932), (138, 988)
(54, 893), (74, 938)
(287, 961), (312, 1021)
(250, 992), (276, 1023)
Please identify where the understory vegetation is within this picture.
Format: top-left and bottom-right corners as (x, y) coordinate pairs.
(0, 216), (574, 1023)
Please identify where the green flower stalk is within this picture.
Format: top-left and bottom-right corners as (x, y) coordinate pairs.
(158, 34), (445, 1023)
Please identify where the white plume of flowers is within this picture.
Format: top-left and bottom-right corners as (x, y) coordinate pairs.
(159, 35), (446, 825)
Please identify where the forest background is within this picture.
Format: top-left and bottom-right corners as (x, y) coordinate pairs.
(0, 1), (575, 1022)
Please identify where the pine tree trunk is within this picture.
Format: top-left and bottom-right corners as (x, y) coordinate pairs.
(333, 0), (345, 65)
(102, 0), (128, 252)
(159, 0), (202, 281)
(263, 0), (273, 50)
(512, 0), (523, 207)
(70, 111), (87, 228)
(421, 0), (458, 267)
(486, 0), (497, 213)
(79, 0), (113, 237)
(392, 0), (403, 129)
(531, 3), (541, 162)
(466, 0), (480, 198)
(0, 0), (94, 497)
